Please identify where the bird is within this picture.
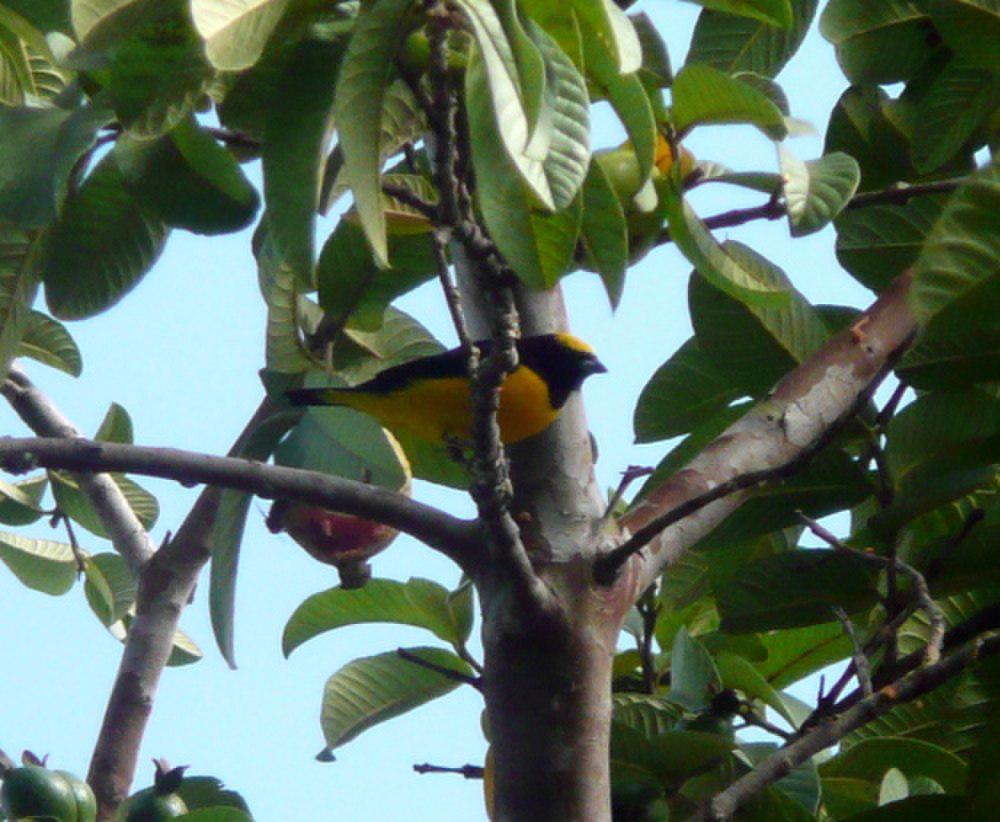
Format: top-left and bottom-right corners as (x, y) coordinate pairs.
(286, 333), (607, 444)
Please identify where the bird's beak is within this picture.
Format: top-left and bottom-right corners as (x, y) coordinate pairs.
(587, 357), (608, 376)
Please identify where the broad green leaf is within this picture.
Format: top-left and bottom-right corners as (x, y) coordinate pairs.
(611, 724), (734, 784)
(898, 324), (1000, 390)
(819, 0), (939, 84)
(822, 737), (968, 795)
(570, 0), (642, 74)
(111, 612), (203, 665)
(190, 0), (292, 70)
(83, 552), (137, 626)
(687, 244), (825, 396)
(0, 104), (113, 228)
(897, 588), (1000, 659)
(316, 220), (436, 331)
(684, 1), (793, 28)
(256, 227), (311, 373)
(613, 694), (682, 738)
(466, 51), (580, 288)
(0, 8), (68, 104)
(171, 809), (251, 822)
(824, 86), (916, 191)
(715, 651), (794, 723)
(911, 161), (999, 335)
(71, 0), (169, 50)
(665, 187), (790, 307)
(319, 646), (472, 752)
(580, 158), (628, 308)
(3, 2), (70, 35)
(582, 23), (656, 184)
(631, 11), (672, 87)
(174, 776), (252, 814)
(283, 578), (469, 656)
(634, 337), (741, 442)
(16, 310), (82, 377)
(446, 577), (475, 646)
(716, 549), (879, 632)
(495, 0), (549, 161)
(780, 149), (860, 237)
(671, 64), (787, 139)
(0, 475), (47, 526)
(105, 7), (214, 138)
(835, 195), (946, 292)
(95, 401), (133, 444)
(0, 530), (77, 595)
(667, 627), (721, 712)
(755, 621), (851, 687)
(523, 17), (590, 210)
(911, 59), (998, 174)
(116, 119), (259, 235)
(844, 795), (970, 819)
(334, 0), (413, 267)
(208, 407), (297, 667)
(0, 226), (38, 381)
(50, 470), (159, 537)
(929, 0), (1000, 68)
(698, 168), (783, 193)
(687, 0), (818, 78)
(42, 155), (169, 320)
(263, 37), (343, 284)
(822, 775), (879, 817)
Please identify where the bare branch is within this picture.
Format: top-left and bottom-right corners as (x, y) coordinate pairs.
(396, 647), (483, 690)
(833, 606), (873, 698)
(413, 762), (485, 779)
(703, 633), (1000, 820)
(2, 365), (155, 572)
(610, 270), (918, 596)
(0, 434), (478, 563)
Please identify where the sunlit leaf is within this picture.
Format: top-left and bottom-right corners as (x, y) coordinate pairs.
(0, 530), (77, 595)
(16, 310), (82, 377)
(780, 148), (860, 236)
(190, 0), (293, 71)
(671, 64), (787, 139)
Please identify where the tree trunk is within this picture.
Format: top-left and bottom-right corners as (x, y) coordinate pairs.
(480, 570), (625, 821)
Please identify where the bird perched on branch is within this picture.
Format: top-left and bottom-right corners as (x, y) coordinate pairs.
(286, 333), (607, 444)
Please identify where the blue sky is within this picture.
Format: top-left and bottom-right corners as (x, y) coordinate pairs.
(0, 2), (872, 819)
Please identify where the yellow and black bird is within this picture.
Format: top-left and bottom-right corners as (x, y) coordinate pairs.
(286, 333), (607, 444)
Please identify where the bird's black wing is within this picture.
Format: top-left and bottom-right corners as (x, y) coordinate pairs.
(355, 344), (478, 394)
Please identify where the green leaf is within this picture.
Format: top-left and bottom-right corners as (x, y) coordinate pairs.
(570, 0), (642, 74)
(780, 149), (860, 237)
(263, 37), (344, 284)
(698, 168), (784, 193)
(283, 578), (470, 656)
(319, 646), (472, 753)
(580, 158), (628, 308)
(716, 549), (880, 632)
(174, 776), (251, 814)
(929, 0), (1000, 68)
(684, 1), (793, 28)
(190, 0), (293, 71)
(687, 0), (818, 78)
(667, 627), (721, 712)
(115, 119), (259, 235)
(687, 244), (826, 396)
(715, 652), (794, 723)
(611, 724), (734, 784)
(898, 323), (1000, 390)
(819, 0), (940, 84)
(671, 64), (787, 139)
(613, 693), (682, 738)
(835, 195), (946, 292)
(844, 795), (970, 819)
(665, 189), (790, 308)
(0, 7), (69, 104)
(95, 402), (133, 444)
(634, 337), (742, 443)
(911, 161), (999, 336)
(83, 552), (137, 626)
(910, 59), (998, 174)
(256, 227), (311, 374)
(171, 808), (251, 822)
(631, 11), (672, 87)
(105, 8), (214, 139)
(822, 737), (968, 795)
(0, 530), (77, 595)
(41, 155), (169, 320)
(0, 226), (38, 381)
(754, 621), (851, 687)
(0, 104), (113, 228)
(71, 0), (171, 50)
(336, 0), (424, 267)
(16, 310), (82, 377)
(466, 50), (581, 288)
(3, 2), (70, 35)
(0, 475), (47, 526)
(50, 470), (158, 537)
(316, 221), (436, 331)
(208, 408), (297, 668)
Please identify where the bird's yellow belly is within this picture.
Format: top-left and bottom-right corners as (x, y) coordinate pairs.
(342, 366), (558, 444)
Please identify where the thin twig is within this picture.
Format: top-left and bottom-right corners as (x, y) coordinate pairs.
(413, 762), (484, 779)
(604, 465), (654, 522)
(54, 511), (87, 575)
(381, 181), (439, 221)
(833, 606), (873, 698)
(737, 707), (793, 741)
(432, 229), (472, 351)
(396, 647), (482, 690)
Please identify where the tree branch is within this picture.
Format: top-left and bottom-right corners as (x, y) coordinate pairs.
(0, 435), (478, 564)
(1, 365), (155, 573)
(703, 632), (1000, 820)
(611, 270), (918, 596)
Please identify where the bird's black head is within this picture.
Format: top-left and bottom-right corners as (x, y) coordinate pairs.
(517, 333), (608, 409)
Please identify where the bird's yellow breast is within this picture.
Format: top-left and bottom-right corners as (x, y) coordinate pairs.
(333, 365), (559, 444)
